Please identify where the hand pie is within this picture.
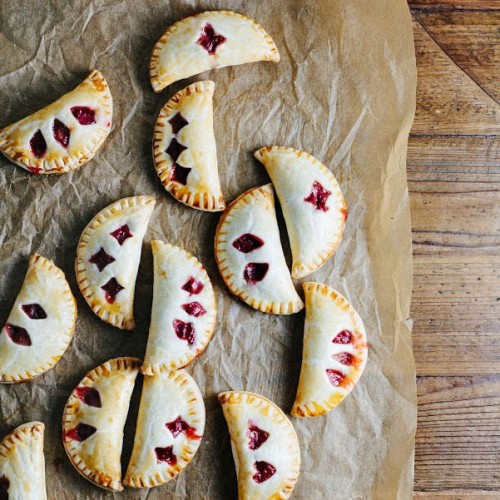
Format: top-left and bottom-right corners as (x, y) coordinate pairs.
(124, 370), (205, 488)
(255, 147), (347, 279)
(75, 196), (155, 330)
(0, 70), (112, 174)
(0, 422), (47, 500)
(153, 81), (224, 211)
(0, 254), (76, 383)
(219, 391), (300, 500)
(292, 283), (368, 418)
(62, 357), (141, 491)
(142, 240), (217, 374)
(150, 11), (280, 92)
(215, 184), (303, 315)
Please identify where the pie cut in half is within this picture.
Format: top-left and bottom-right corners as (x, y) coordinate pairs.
(0, 422), (47, 500)
(219, 391), (300, 500)
(75, 196), (156, 330)
(255, 147), (347, 279)
(142, 240), (217, 374)
(124, 369), (205, 488)
(292, 283), (368, 418)
(150, 11), (280, 92)
(215, 184), (303, 315)
(153, 81), (224, 211)
(62, 357), (141, 491)
(0, 70), (112, 174)
(0, 254), (77, 383)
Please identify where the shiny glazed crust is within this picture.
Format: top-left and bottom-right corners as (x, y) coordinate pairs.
(0, 70), (112, 174)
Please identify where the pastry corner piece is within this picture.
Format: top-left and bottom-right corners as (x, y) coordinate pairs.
(218, 391), (300, 500)
(255, 146), (347, 279)
(215, 184), (303, 315)
(150, 10), (280, 92)
(292, 283), (368, 418)
(0, 253), (76, 383)
(75, 195), (156, 330)
(124, 369), (205, 488)
(0, 69), (112, 174)
(142, 240), (217, 375)
(153, 80), (225, 211)
(62, 357), (141, 491)
(0, 421), (47, 500)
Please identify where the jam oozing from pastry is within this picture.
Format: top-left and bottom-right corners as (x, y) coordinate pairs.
(28, 166), (42, 174)
(21, 303), (47, 319)
(155, 446), (177, 465)
(110, 224), (133, 245)
(182, 302), (206, 317)
(89, 247), (116, 272)
(333, 352), (355, 366)
(53, 119), (70, 148)
(0, 475), (9, 500)
(197, 23), (226, 55)
(71, 106), (96, 125)
(75, 386), (102, 408)
(332, 330), (353, 344)
(304, 181), (332, 212)
(252, 461), (276, 484)
(341, 208), (348, 222)
(4, 323), (31, 346)
(30, 130), (47, 158)
(166, 138), (187, 163)
(168, 112), (188, 134)
(326, 368), (346, 387)
(101, 278), (124, 304)
(166, 416), (201, 439)
(182, 277), (204, 295)
(243, 263), (269, 284)
(65, 423), (97, 442)
(247, 422), (269, 450)
(173, 319), (195, 345)
(169, 163), (191, 185)
(232, 233), (264, 254)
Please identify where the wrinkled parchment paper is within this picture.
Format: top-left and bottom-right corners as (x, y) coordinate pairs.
(0, 0), (417, 498)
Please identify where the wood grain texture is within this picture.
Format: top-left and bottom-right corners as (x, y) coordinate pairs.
(409, 1), (500, 10)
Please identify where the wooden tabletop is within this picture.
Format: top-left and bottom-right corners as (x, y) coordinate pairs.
(408, 1), (499, 497)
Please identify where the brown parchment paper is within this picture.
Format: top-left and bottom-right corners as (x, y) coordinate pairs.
(0, 0), (417, 498)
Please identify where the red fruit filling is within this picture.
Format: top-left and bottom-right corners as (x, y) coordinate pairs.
(166, 416), (201, 440)
(29, 130), (47, 158)
(197, 23), (226, 55)
(247, 422), (269, 450)
(75, 387), (102, 408)
(89, 247), (115, 272)
(168, 112), (188, 134)
(326, 369), (346, 387)
(4, 323), (31, 346)
(28, 166), (42, 174)
(173, 319), (195, 345)
(65, 423), (96, 442)
(53, 119), (70, 148)
(0, 475), (9, 499)
(21, 303), (47, 319)
(155, 446), (177, 465)
(252, 461), (276, 484)
(333, 352), (355, 366)
(332, 330), (353, 344)
(243, 263), (269, 284)
(341, 208), (348, 222)
(169, 163), (191, 185)
(101, 278), (124, 304)
(166, 138), (187, 162)
(232, 233), (264, 254)
(304, 181), (331, 212)
(110, 224), (133, 245)
(182, 302), (206, 317)
(71, 106), (96, 125)
(182, 277), (204, 295)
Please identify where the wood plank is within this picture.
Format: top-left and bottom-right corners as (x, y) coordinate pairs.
(415, 491), (500, 498)
(415, 376), (500, 492)
(414, 11), (500, 102)
(412, 18), (499, 136)
(409, 1), (500, 10)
